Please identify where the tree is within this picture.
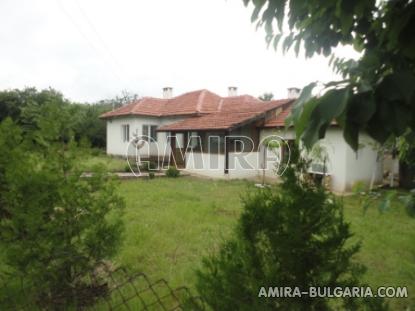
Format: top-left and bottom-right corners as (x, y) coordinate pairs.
(0, 87), (68, 126)
(259, 92), (274, 101)
(196, 155), (386, 310)
(396, 129), (415, 189)
(0, 100), (125, 308)
(0, 87), (115, 149)
(72, 103), (109, 149)
(96, 90), (140, 110)
(243, 0), (415, 151)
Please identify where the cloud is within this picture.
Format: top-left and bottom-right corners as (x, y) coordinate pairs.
(0, 0), (356, 102)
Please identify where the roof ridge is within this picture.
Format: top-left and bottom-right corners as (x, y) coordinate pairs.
(196, 89), (207, 112)
(174, 88), (217, 99)
(217, 98), (224, 111)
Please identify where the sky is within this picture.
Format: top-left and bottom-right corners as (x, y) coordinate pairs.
(0, 0), (357, 103)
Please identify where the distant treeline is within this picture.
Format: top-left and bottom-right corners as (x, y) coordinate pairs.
(0, 87), (138, 148)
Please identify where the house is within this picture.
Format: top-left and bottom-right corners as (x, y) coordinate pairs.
(100, 87), (383, 192)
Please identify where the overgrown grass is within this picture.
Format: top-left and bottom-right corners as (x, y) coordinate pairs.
(114, 177), (248, 288)
(344, 194), (415, 309)
(80, 153), (127, 172)
(114, 177), (415, 310)
(1, 167), (413, 309)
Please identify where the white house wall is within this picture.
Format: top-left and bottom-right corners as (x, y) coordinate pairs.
(228, 152), (260, 179)
(185, 151), (260, 179)
(260, 127), (382, 192)
(106, 117), (383, 192)
(185, 152), (226, 178)
(315, 129), (348, 192)
(259, 128), (294, 180)
(344, 134), (383, 190)
(106, 115), (185, 158)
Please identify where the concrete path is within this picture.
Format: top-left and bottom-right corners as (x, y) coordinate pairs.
(82, 171), (189, 179)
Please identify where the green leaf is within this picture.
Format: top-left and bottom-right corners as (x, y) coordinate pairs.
(366, 117), (390, 144)
(251, 0), (266, 22)
(294, 38), (301, 56)
(282, 32), (294, 53)
(272, 33), (282, 50)
(286, 82), (317, 135)
(301, 88), (350, 148)
(347, 91), (376, 125)
(377, 71), (415, 105)
(343, 122), (359, 151)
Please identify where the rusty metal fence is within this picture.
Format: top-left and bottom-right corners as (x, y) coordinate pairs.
(0, 264), (205, 311)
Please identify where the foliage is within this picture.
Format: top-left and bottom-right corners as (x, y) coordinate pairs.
(259, 92), (274, 101)
(148, 172), (156, 179)
(196, 158), (386, 310)
(80, 154), (127, 173)
(244, 0), (415, 150)
(0, 87), (66, 125)
(0, 87), (135, 149)
(165, 166), (180, 178)
(0, 102), (125, 308)
(140, 161), (158, 172)
(125, 163), (134, 172)
(67, 177), (414, 310)
(401, 189), (415, 217)
(72, 103), (109, 148)
(351, 183), (396, 215)
(96, 90), (139, 109)
(396, 129), (415, 165)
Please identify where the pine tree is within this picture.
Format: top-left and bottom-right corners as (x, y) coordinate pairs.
(196, 155), (386, 310)
(0, 101), (125, 309)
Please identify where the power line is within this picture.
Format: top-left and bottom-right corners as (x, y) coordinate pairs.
(74, 0), (130, 84)
(55, 0), (131, 92)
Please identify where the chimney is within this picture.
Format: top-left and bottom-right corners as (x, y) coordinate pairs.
(162, 87), (173, 99)
(228, 86), (238, 97)
(287, 87), (300, 99)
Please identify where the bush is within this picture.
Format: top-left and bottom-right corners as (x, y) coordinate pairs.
(91, 148), (104, 156)
(125, 161), (142, 173)
(196, 157), (386, 310)
(148, 172), (155, 179)
(165, 166), (180, 178)
(139, 161), (158, 172)
(0, 112), (125, 308)
(124, 163), (131, 172)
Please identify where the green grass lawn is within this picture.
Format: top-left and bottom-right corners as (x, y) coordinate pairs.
(113, 177), (415, 310)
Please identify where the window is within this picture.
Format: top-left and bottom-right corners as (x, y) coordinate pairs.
(234, 140), (243, 152)
(206, 133), (225, 154)
(188, 132), (200, 149)
(142, 124), (148, 138)
(309, 143), (330, 174)
(122, 124), (130, 142)
(142, 125), (158, 142)
(150, 125), (157, 142)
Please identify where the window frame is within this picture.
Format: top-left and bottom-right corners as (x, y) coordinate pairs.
(142, 124), (158, 142)
(122, 124), (130, 142)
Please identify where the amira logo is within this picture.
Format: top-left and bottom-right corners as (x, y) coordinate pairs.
(124, 133), (291, 177)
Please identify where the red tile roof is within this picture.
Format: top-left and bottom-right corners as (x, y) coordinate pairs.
(262, 103), (338, 128)
(100, 89), (223, 118)
(156, 112), (259, 131)
(158, 99), (292, 131)
(262, 105), (293, 127)
(100, 88), (294, 131)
